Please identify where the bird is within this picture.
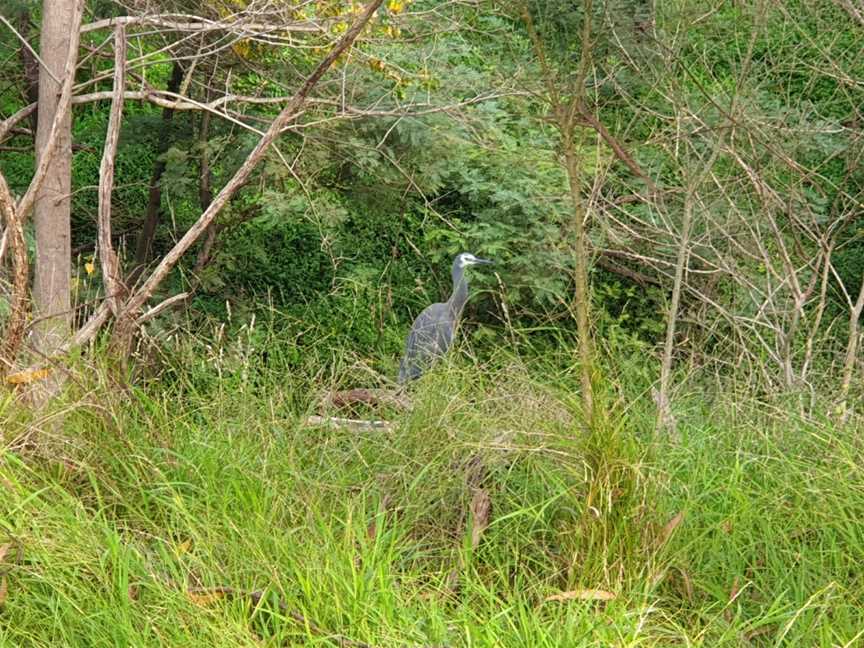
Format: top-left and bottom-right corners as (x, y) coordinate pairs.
(398, 252), (493, 384)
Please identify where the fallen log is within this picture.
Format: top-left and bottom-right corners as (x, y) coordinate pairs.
(303, 415), (395, 433)
(325, 388), (412, 411)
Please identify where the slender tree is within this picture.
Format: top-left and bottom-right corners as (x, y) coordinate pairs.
(31, 0), (83, 396)
(519, 0), (597, 423)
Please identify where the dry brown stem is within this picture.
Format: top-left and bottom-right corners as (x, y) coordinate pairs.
(97, 25), (128, 316)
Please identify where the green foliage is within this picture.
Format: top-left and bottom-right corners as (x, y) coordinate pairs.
(208, 195), (336, 298)
(1, 0), (862, 380)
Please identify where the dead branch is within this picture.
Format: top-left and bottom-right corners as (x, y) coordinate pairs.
(839, 269), (864, 421)
(0, 174), (27, 369)
(80, 14), (321, 36)
(304, 415), (395, 432)
(1, 88), (513, 146)
(71, 301), (112, 348)
(325, 388), (412, 411)
(136, 293), (190, 326)
(470, 487), (491, 550)
(97, 24), (128, 316)
(594, 254), (660, 287)
(0, 14), (60, 84)
(833, 0), (864, 27)
(578, 104), (657, 192)
(657, 137), (723, 433)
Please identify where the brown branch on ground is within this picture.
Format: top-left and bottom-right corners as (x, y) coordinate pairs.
(325, 388), (412, 411)
(470, 487), (491, 550)
(304, 415), (395, 433)
(833, 1), (864, 29)
(446, 453), (492, 595)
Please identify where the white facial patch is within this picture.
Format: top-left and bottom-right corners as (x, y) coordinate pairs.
(458, 253), (477, 267)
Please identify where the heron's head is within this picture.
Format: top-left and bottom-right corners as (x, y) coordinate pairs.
(455, 252), (493, 269)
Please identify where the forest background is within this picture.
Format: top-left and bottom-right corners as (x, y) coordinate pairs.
(0, 0), (863, 645)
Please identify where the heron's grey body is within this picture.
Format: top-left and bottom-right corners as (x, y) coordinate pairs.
(398, 253), (492, 384)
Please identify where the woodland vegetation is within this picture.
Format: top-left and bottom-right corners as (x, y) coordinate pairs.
(0, 0), (863, 645)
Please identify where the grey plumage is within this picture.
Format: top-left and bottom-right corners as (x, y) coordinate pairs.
(398, 252), (492, 384)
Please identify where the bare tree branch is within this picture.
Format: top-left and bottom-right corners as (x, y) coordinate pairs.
(79, 13), (322, 36)
(839, 271), (864, 421)
(578, 105), (657, 192)
(136, 293), (190, 325)
(2, 89), (515, 145)
(97, 24), (128, 316)
(0, 173), (27, 369)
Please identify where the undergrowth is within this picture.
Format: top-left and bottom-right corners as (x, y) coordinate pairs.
(0, 328), (862, 646)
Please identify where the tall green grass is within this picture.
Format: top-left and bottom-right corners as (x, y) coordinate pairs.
(1, 326), (862, 646)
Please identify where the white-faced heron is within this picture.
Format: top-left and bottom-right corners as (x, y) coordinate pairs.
(398, 252), (493, 384)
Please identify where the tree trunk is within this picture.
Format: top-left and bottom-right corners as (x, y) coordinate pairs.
(563, 138), (595, 423)
(32, 0), (76, 374)
(129, 61), (184, 283)
(519, 0), (597, 425)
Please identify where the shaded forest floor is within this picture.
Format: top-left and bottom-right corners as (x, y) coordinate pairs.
(1, 340), (863, 647)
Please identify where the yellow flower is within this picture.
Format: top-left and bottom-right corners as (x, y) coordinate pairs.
(388, 0), (404, 14)
(84, 261), (95, 275)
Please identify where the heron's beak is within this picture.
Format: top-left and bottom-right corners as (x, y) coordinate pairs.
(473, 257), (493, 265)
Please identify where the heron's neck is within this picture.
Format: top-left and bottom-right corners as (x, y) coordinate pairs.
(447, 265), (468, 316)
